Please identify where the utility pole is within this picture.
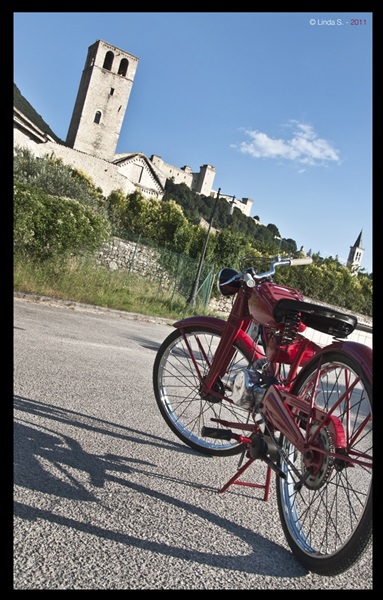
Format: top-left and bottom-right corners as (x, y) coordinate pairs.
(187, 188), (221, 307)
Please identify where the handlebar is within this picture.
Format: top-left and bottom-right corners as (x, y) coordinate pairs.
(289, 257), (313, 267)
(220, 255), (313, 289)
(249, 255), (313, 283)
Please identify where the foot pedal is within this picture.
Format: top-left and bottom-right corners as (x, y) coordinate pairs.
(201, 426), (232, 441)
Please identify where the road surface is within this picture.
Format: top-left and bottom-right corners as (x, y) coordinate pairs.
(13, 296), (373, 589)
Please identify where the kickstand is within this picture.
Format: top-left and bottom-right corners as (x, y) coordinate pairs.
(219, 458), (272, 501)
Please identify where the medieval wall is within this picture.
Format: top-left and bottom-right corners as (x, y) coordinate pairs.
(14, 129), (137, 197)
(150, 154), (216, 197)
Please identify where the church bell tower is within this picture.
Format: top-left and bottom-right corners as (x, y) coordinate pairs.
(66, 40), (139, 161)
(347, 230), (364, 275)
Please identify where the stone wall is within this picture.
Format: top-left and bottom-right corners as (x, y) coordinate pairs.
(95, 237), (173, 287)
(96, 237), (372, 348)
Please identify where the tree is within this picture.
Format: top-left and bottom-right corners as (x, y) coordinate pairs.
(122, 191), (153, 237)
(154, 200), (193, 254)
(266, 223), (280, 238)
(212, 229), (249, 272)
(105, 188), (130, 235)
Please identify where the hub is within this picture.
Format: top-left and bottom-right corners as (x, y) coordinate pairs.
(301, 425), (334, 490)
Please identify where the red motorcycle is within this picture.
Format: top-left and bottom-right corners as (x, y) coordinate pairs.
(153, 255), (372, 576)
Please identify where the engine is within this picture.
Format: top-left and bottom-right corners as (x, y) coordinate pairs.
(231, 359), (277, 410)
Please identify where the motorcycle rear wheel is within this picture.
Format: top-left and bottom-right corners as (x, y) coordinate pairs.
(276, 350), (372, 576)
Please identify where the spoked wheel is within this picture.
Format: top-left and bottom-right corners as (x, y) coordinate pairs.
(276, 350), (372, 576)
(153, 326), (254, 456)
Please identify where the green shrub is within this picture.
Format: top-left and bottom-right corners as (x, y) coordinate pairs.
(14, 181), (111, 260)
(13, 146), (106, 214)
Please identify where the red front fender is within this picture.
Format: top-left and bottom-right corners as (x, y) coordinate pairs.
(173, 315), (228, 332)
(172, 315), (265, 361)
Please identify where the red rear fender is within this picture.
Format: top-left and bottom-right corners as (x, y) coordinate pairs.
(317, 340), (372, 384)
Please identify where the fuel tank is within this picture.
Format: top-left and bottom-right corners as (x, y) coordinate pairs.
(248, 282), (318, 365)
(248, 281), (305, 330)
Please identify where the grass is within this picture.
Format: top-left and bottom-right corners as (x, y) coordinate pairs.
(13, 252), (216, 320)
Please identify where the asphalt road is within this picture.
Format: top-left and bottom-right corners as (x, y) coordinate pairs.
(13, 295), (373, 590)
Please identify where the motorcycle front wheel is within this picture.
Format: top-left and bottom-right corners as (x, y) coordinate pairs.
(276, 350), (372, 576)
(153, 326), (254, 456)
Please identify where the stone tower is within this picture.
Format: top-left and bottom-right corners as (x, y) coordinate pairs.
(192, 164), (217, 197)
(347, 230), (364, 275)
(66, 40), (139, 161)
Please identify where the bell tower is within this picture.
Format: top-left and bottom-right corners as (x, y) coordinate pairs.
(66, 40), (139, 161)
(346, 230), (364, 275)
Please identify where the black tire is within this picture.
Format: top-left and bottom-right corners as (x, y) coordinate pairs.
(276, 350), (372, 576)
(153, 326), (254, 456)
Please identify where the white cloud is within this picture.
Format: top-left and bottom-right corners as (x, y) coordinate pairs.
(232, 121), (340, 166)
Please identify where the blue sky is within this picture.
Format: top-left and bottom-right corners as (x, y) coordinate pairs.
(13, 12), (373, 273)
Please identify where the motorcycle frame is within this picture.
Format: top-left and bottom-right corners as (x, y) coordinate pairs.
(173, 284), (373, 478)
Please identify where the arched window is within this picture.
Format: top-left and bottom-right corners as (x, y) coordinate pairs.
(103, 51), (114, 71)
(118, 58), (128, 76)
(94, 111), (102, 124)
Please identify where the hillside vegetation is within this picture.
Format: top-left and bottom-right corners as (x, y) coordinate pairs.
(13, 146), (372, 317)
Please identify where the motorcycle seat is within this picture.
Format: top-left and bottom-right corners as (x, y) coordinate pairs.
(273, 298), (358, 338)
